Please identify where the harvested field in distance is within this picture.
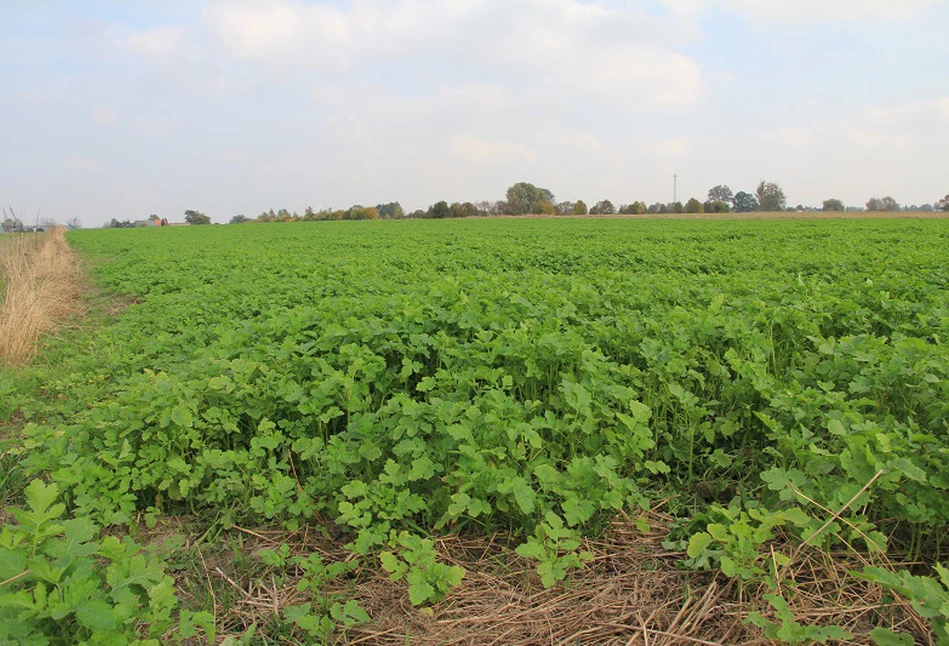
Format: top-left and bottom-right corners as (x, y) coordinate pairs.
(4, 217), (949, 643)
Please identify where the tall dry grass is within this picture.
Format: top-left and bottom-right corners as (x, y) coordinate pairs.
(0, 226), (83, 366)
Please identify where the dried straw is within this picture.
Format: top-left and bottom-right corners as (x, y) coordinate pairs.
(164, 512), (933, 645)
(0, 225), (83, 366)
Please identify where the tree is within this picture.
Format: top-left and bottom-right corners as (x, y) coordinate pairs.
(449, 202), (480, 219)
(376, 202), (404, 219)
(475, 201), (495, 216)
(865, 196), (895, 212)
(822, 198), (845, 212)
(589, 199), (616, 215)
(427, 201), (451, 219)
(504, 182), (555, 215)
(671, 201), (684, 214)
(648, 202), (669, 214)
(704, 200), (730, 213)
(230, 214), (251, 224)
(684, 197), (704, 214)
(866, 196), (897, 212)
(184, 209), (211, 225)
(572, 200), (588, 215)
(345, 205), (379, 220)
(936, 195), (949, 212)
(708, 185), (734, 204)
(66, 217), (82, 230)
(733, 191), (758, 213)
(537, 200), (557, 215)
(554, 201), (574, 215)
(619, 201), (647, 215)
(755, 181), (787, 212)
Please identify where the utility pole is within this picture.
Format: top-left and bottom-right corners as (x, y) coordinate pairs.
(673, 174), (678, 204)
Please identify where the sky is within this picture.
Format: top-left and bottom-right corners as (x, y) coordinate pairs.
(1, 0), (948, 227)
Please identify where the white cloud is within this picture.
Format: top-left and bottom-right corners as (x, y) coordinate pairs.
(203, 0), (350, 69)
(92, 108), (117, 128)
(450, 134), (538, 164)
(648, 137), (691, 157)
(762, 128), (812, 150)
(547, 130), (604, 154)
(866, 97), (949, 123)
(719, 0), (948, 23)
(134, 0), (705, 107)
(123, 25), (186, 57)
(16, 90), (51, 105)
(843, 126), (914, 151)
(64, 156), (99, 171)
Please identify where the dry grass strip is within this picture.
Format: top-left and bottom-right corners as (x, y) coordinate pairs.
(155, 512), (933, 645)
(0, 226), (83, 366)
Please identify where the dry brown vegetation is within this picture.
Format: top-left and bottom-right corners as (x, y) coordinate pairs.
(153, 512), (930, 645)
(0, 226), (83, 366)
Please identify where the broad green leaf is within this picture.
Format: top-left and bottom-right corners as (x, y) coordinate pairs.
(687, 532), (713, 559)
(76, 598), (118, 631)
(170, 406), (193, 429)
(870, 628), (914, 646)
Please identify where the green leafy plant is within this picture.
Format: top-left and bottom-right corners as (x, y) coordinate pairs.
(686, 505), (811, 582)
(258, 547), (369, 641)
(515, 512), (594, 588)
(0, 479), (213, 644)
(855, 564), (949, 644)
(379, 532), (465, 606)
(747, 593), (852, 643)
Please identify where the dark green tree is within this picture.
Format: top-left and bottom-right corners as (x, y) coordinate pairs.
(504, 182), (555, 215)
(703, 200), (730, 213)
(230, 214), (251, 224)
(648, 202), (668, 214)
(733, 191), (758, 213)
(572, 200), (588, 215)
(184, 209), (211, 225)
(427, 201), (451, 219)
(589, 199), (616, 215)
(708, 185), (734, 204)
(449, 202), (479, 218)
(685, 197), (704, 213)
(619, 201), (647, 214)
(376, 202), (404, 219)
(822, 198), (845, 212)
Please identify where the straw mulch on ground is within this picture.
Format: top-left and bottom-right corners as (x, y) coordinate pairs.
(160, 510), (932, 645)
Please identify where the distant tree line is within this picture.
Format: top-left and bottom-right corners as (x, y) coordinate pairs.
(111, 187), (949, 229)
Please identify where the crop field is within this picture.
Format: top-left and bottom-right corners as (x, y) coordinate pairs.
(3, 217), (949, 643)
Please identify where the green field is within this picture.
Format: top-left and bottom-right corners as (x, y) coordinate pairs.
(3, 217), (949, 643)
